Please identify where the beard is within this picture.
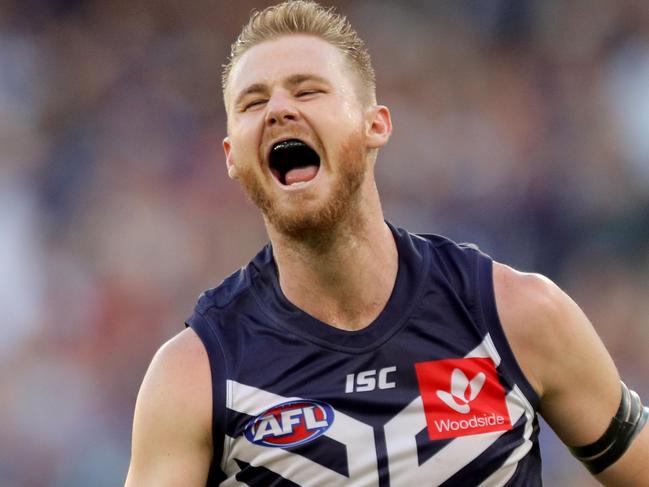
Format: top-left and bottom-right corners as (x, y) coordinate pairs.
(237, 132), (367, 247)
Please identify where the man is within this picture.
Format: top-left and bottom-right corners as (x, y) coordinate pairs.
(125, 1), (648, 485)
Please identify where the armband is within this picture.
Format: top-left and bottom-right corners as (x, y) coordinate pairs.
(569, 381), (648, 474)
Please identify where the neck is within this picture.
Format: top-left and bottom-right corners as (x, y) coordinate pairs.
(267, 183), (398, 331)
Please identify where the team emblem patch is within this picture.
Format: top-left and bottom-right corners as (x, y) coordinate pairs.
(414, 357), (512, 440)
(244, 399), (335, 448)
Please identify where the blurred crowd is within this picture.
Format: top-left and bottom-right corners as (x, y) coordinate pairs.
(1, 0), (649, 485)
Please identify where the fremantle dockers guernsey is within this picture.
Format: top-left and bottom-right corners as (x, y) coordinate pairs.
(186, 224), (542, 486)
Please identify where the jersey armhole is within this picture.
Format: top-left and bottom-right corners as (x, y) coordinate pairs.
(186, 309), (228, 485)
(472, 253), (541, 409)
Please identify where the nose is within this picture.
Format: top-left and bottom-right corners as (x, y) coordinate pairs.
(265, 92), (299, 126)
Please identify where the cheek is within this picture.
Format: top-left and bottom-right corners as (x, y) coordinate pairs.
(230, 133), (261, 167)
(326, 96), (361, 124)
(314, 114), (363, 155)
(340, 98), (362, 124)
(229, 116), (264, 154)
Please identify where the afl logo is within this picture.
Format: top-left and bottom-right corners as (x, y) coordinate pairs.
(244, 399), (335, 448)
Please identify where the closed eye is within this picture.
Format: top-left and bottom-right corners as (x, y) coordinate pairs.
(243, 99), (267, 111)
(296, 89), (323, 98)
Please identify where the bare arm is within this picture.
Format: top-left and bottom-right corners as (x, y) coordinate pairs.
(125, 328), (213, 487)
(493, 262), (649, 485)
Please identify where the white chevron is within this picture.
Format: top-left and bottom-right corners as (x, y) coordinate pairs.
(225, 380), (379, 487)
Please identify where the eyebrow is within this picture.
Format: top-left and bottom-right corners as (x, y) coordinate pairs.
(285, 73), (330, 87)
(233, 83), (268, 108)
(233, 74), (331, 107)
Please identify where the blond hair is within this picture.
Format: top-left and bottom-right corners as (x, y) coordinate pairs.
(222, 0), (376, 105)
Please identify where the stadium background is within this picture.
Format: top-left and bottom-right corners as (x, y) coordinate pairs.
(2, 0), (649, 485)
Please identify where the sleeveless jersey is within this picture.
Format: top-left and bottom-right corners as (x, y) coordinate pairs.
(186, 224), (542, 486)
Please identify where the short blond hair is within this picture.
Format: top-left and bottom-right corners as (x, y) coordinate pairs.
(222, 0), (376, 105)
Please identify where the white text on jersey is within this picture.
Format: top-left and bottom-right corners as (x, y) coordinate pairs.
(253, 406), (329, 441)
(345, 366), (397, 393)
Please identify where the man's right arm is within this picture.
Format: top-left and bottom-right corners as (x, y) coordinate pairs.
(125, 328), (213, 487)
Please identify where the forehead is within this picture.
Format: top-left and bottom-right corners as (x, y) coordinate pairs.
(227, 34), (354, 100)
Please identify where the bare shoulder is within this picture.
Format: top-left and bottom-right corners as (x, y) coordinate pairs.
(136, 327), (212, 438)
(149, 327), (211, 389)
(493, 262), (649, 483)
(125, 328), (212, 486)
(492, 262), (620, 405)
(492, 261), (563, 321)
(493, 262), (621, 441)
(492, 261), (572, 397)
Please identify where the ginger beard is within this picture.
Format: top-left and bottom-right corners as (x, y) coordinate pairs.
(237, 131), (368, 245)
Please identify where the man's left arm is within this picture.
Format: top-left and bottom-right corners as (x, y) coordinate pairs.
(493, 262), (649, 485)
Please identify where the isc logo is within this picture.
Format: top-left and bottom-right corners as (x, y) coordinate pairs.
(244, 400), (335, 448)
(345, 366), (397, 393)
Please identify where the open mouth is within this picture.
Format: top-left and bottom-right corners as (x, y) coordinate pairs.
(268, 139), (321, 186)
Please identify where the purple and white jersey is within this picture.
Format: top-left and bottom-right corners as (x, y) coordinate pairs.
(187, 224), (542, 486)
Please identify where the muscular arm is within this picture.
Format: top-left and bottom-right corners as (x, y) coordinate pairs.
(493, 262), (649, 485)
(125, 328), (213, 487)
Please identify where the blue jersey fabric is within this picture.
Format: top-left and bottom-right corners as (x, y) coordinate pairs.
(186, 224), (542, 486)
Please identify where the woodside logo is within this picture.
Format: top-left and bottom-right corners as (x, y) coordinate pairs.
(436, 368), (486, 414)
(415, 357), (512, 440)
(432, 412), (508, 433)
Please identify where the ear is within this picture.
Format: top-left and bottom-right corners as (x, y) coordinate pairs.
(223, 137), (239, 179)
(365, 105), (392, 149)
